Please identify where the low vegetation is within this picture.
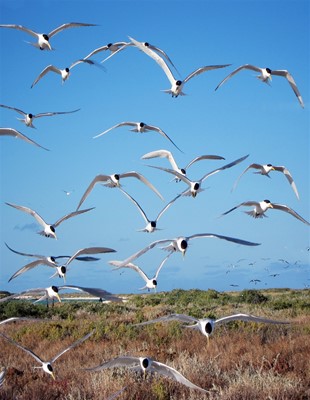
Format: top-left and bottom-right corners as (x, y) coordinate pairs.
(0, 288), (309, 399)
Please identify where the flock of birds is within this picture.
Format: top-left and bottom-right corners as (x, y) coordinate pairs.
(0, 20), (307, 397)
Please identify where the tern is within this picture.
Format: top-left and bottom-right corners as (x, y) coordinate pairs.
(86, 355), (208, 393)
(0, 285), (120, 306)
(134, 313), (289, 344)
(115, 233), (260, 268)
(76, 171), (163, 210)
(221, 199), (310, 225)
(31, 59), (97, 88)
(0, 330), (94, 380)
(99, 40), (179, 74)
(5, 202), (94, 239)
(0, 127), (49, 150)
(109, 253), (172, 291)
(93, 121), (182, 152)
(0, 104), (80, 129)
(232, 163), (299, 199)
(7, 246), (116, 282)
(129, 36), (230, 97)
(149, 154), (249, 197)
(119, 188), (181, 232)
(83, 41), (130, 60)
(214, 64), (304, 108)
(0, 22), (97, 50)
(142, 149), (225, 182)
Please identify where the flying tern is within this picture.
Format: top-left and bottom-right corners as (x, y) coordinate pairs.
(142, 149), (225, 182)
(232, 163), (299, 199)
(115, 233), (260, 268)
(0, 330), (94, 380)
(93, 121), (182, 152)
(7, 246), (116, 282)
(214, 64), (304, 108)
(221, 199), (310, 225)
(0, 22), (97, 50)
(129, 36), (230, 97)
(31, 59), (97, 87)
(109, 253), (172, 291)
(134, 313), (289, 344)
(0, 285), (120, 306)
(86, 355), (208, 393)
(76, 171), (163, 210)
(119, 188), (181, 232)
(0, 104), (80, 129)
(5, 202), (94, 239)
(149, 154), (249, 197)
(0, 127), (49, 150)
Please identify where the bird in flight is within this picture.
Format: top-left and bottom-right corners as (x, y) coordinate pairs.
(221, 199), (310, 225)
(214, 64), (304, 108)
(85, 355), (208, 393)
(5, 202), (94, 239)
(0, 22), (97, 50)
(129, 36), (230, 97)
(0, 330), (94, 380)
(0, 104), (80, 129)
(141, 149), (225, 182)
(232, 162), (299, 199)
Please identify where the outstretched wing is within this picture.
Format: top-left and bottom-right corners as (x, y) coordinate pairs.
(54, 207), (94, 227)
(76, 174), (111, 210)
(48, 22), (97, 38)
(215, 313), (289, 325)
(270, 69), (304, 108)
(51, 330), (94, 363)
(215, 64), (263, 91)
(64, 246), (116, 266)
(273, 166), (299, 199)
(272, 203), (310, 225)
(120, 171), (164, 200)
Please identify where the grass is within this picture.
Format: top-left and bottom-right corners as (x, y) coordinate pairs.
(0, 288), (309, 399)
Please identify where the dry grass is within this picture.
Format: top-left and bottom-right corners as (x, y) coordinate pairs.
(0, 289), (309, 399)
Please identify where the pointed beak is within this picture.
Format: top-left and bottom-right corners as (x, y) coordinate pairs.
(51, 372), (56, 380)
(56, 293), (61, 303)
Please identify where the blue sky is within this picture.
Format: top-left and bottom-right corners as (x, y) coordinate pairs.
(0, 0), (309, 296)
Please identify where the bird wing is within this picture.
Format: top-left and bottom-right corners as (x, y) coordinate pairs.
(148, 165), (192, 187)
(69, 58), (96, 70)
(185, 154), (225, 169)
(142, 149), (180, 172)
(0, 128), (49, 150)
(4, 242), (44, 259)
(76, 174), (111, 210)
(270, 69), (304, 108)
(0, 104), (26, 116)
(154, 253), (172, 280)
(116, 239), (170, 267)
(48, 22), (97, 38)
(0, 24), (38, 38)
(272, 166), (299, 199)
(8, 259), (56, 282)
(143, 124), (182, 152)
(129, 36), (176, 86)
(156, 194), (181, 222)
(215, 64), (263, 91)
(54, 207), (94, 227)
(51, 330), (94, 363)
(271, 203), (310, 225)
(147, 43), (178, 71)
(119, 188), (149, 224)
(5, 202), (48, 228)
(93, 122), (136, 139)
(184, 64), (231, 84)
(215, 313), (289, 325)
(188, 232), (260, 246)
(59, 285), (120, 301)
(221, 201), (259, 216)
(85, 356), (139, 372)
(134, 313), (198, 326)
(64, 246), (116, 266)
(83, 45), (109, 60)
(152, 360), (208, 392)
(232, 163), (264, 191)
(120, 171), (164, 200)
(31, 65), (61, 88)
(35, 108), (80, 119)
(0, 317), (45, 325)
(200, 154), (249, 182)
(0, 332), (43, 364)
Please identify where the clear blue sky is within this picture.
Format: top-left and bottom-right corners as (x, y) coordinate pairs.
(0, 0), (309, 296)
